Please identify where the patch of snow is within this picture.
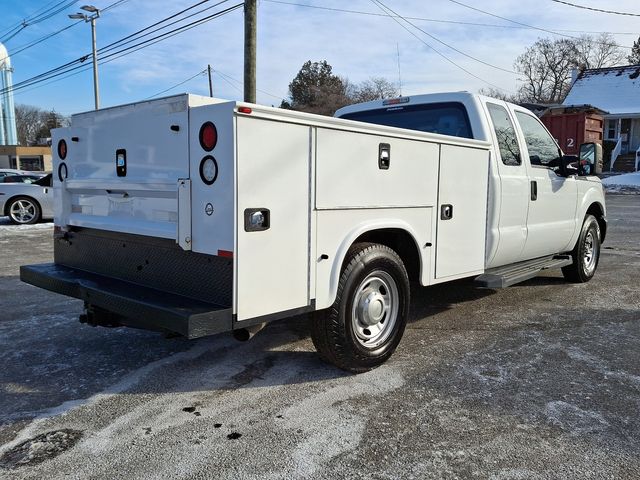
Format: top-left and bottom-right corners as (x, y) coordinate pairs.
(601, 172), (640, 194)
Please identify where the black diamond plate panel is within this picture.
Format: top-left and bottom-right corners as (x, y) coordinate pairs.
(54, 228), (232, 306)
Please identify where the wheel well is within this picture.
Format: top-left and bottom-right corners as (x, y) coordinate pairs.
(4, 195), (42, 217)
(352, 228), (421, 282)
(586, 202), (606, 243)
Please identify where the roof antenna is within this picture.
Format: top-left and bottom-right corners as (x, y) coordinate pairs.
(396, 43), (403, 97)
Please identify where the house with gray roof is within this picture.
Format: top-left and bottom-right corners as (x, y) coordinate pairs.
(564, 65), (640, 171)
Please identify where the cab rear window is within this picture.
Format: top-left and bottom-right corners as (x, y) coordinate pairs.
(339, 102), (473, 139)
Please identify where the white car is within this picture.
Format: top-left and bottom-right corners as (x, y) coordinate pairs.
(0, 174), (53, 224)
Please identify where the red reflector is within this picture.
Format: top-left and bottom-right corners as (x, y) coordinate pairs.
(217, 250), (234, 258)
(238, 107), (252, 114)
(57, 139), (67, 160)
(199, 122), (218, 152)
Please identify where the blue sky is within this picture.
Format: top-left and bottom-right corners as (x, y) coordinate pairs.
(0, 0), (639, 116)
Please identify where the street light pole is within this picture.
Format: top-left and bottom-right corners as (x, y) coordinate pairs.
(89, 15), (99, 110)
(69, 5), (101, 110)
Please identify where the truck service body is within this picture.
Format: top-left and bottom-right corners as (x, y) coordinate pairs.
(21, 92), (606, 372)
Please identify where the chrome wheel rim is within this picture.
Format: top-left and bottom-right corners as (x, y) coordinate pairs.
(351, 270), (399, 348)
(9, 200), (36, 224)
(583, 231), (597, 274)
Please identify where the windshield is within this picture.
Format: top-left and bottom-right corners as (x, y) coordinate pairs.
(339, 102), (473, 139)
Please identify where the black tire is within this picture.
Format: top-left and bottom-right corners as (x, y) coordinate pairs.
(7, 196), (41, 225)
(311, 242), (410, 373)
(562, 214), (601, 283)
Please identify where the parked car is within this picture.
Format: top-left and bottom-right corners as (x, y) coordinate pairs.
(0, 174), (53, 224)
(1, 174), (43, 184)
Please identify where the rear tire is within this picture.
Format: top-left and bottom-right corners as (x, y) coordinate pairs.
(311, 242), (410, 373)
(562, 214), (601, 283)
(8, 196), (41, 225)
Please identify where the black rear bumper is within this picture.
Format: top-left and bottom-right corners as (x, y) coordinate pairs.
(20, 263), (232, 339)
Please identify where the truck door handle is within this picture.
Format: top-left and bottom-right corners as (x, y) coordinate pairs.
(530, 180), (537, 201)
(440, 204), (453, 220)
(379, 143), (390, 170)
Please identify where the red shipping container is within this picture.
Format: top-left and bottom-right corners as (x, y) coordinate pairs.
(541, 106), (605, 155)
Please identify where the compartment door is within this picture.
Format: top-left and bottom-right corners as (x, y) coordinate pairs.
(235, 118), (311, 321)
(435, 145), (489, 280)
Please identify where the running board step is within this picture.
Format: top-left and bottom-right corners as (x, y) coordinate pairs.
(474, 255), (573, 289)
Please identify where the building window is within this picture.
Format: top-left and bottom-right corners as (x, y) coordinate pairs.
(607, 120), (617, 140)
(18, 157), (44, 171)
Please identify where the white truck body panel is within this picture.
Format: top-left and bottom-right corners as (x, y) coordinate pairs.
(43, 92), (605, 330)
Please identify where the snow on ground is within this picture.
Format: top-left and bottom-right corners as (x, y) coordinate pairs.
(0, 217), (54, 230)
(602, 171), (640, 194)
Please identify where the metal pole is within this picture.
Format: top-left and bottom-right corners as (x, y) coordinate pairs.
(90, 16), (100, 110)
(208, 64), (213, 97)
(243, 0), (256, 103)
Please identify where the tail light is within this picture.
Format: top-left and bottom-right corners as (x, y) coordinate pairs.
(57, 139), (67, 160)
(199, 122), (217, 151)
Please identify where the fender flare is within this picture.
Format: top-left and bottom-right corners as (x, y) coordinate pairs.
(566, 185), (606, 250)
(321, 219), (423, 310)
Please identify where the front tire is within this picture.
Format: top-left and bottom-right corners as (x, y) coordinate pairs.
(311, 242), (410, 373)
(562, 214), (601, 283)
(8, 197), (41, 225)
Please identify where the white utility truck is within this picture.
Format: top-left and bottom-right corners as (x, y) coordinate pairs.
(21, 92), (606, 372)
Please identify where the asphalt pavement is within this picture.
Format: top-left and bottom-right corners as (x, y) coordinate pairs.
(0, 195), (638, 479)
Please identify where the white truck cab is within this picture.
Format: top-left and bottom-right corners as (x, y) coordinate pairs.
(22, 92), (606, 372)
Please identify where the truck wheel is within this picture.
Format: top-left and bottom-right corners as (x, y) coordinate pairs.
(311, 242), (410, 373)
(8, 197), (41, 225)
(562, 214), (601, 283)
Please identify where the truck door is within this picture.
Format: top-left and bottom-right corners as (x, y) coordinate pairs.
(513, 109), (578, 259)
(484, 102), (529, 267)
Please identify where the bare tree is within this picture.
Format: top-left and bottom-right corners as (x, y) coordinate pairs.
(14, 104), (69, 145)
(14, 104), (42, 146)
(514, 34), (626, 103)
(515, 38), (579, 103)
(350, 77), (399, 103)
(574, 33), (627, 69)
(477, 87), (522, 103)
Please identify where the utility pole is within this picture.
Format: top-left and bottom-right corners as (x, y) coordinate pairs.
(207, 64), (213, 97)
(243, 0), (256, 103)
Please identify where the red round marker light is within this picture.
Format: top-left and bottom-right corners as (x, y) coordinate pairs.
(199, 122), (218, 152)
(57, 139), (67, 160)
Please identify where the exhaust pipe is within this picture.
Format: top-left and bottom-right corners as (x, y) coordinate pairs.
(232, 323), (266, 342)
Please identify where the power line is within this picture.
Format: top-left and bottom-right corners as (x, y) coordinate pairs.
(3, 3), (244, 97)
(3, 3), (240, 94)
(370, 0), (514, 94)
(447, 0), (632, 50)
(0, 1), (80, 44)
(373, 1), (516, 74)
(144, 69), (208, 99)
(99, 0), (231, 56)
(8, 0), (128, 58)
(262, 0), (639, 36)
(550, 0), (640, 17)
(213, 69), (285, 100)
(0, 0), (69, 36)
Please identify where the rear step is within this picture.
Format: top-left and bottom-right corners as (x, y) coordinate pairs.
(20, 263), (232, 339)
(474, 255), (573, 289)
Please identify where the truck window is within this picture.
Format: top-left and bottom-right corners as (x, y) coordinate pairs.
(515, 111), (561, 168)
(486, 103), (520, 166)
(339, 102), (472, 139)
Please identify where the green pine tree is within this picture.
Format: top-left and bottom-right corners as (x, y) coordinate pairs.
(628, 36), (640, 65)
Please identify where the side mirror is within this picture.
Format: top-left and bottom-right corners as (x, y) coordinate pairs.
(559, 155), (579, 177)
(578, 142), (603, 176)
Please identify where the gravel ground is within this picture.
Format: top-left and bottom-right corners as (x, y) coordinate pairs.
(0, 195), (638, 479)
